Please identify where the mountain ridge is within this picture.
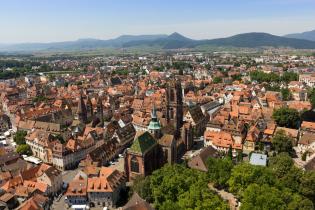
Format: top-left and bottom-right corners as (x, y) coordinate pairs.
(2, 32), (315, 52)
(284, 30), (315, 41)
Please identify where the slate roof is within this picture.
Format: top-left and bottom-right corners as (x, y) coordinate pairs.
(129, 132), (157, 155)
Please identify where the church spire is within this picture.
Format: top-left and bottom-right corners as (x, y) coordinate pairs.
(148, 103), (161, 139)
(77, 90), (87, 123)
(96, 96), (104, 127)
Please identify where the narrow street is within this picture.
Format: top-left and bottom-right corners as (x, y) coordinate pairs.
(208, 183), (239, 210)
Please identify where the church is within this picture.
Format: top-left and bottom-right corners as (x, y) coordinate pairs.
(125, 79), (194, 181)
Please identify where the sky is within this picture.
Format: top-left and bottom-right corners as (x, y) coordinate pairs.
(0, 0), (315, 43)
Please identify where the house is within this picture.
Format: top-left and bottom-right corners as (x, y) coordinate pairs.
(204, 130), (242, 154)
(0, 192), (18, 209)
(243, 126), (261, 152)
(187, 146), (219, 172)
(297, 133), (315, 155)
(250, 153), (267, 166)
(65, 172), (88, 207)
(111, 123), (136, 152)
(300, 121), (315, 134)
(289, 88), (307, 101)
(121, 192), (154, 210)
(275, 127), (299, 145)
(16, 193), (49, 210)
(299, 74), (315, 87)
(87, 167), (126, 208)
(20, 164), (62, 196)
(184, 105), (208, 136)
(81, 139), (117, 167)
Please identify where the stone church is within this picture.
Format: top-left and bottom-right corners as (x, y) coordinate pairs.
(125, 79), (194, 181)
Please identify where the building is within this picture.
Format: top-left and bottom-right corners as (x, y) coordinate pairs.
(299, 74), (315, 87)
(87, 167), (126, 208)
(65, 172), (88, 207)
(249, 153), (267, 166)
(124, 131), (162, 181)
(121, 192), (154, 210)
(187, 146), (219, 172)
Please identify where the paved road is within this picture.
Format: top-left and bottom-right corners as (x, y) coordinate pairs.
(109, 156), (124, 172)
(208, 183), (239, 210)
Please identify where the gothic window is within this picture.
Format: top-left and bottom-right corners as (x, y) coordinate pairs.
(130, 156), (139, 173)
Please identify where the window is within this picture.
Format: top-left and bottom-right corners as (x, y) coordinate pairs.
(130, 156), (139, 173)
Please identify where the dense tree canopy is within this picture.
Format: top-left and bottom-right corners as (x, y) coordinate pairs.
(228, 163), (276, 196)
(281, 88), (292, 101)
(241, 184), (286, 210)
(250, 71), (298, 83)
(132, 153), (315, 209)
(213, 77), (223, 84)
(132, 164), (228, 210)
(272, 107), (300, 129)
(13, 130), (27, 145)
(16, 144), (32, 156)
(206, 157), (234, 188)
(226, 153), (315, 209)
(271, 130), (294, 155)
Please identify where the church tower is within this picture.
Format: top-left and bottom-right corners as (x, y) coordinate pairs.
(86, 95), (93, 121)
(96, 96), (104, 126)
(148, 105), (162, 139)
(77, 91), (87, 124)
(166, 78), (184, 138)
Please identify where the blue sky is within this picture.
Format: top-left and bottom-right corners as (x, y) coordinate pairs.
(1, 0), (315, 43)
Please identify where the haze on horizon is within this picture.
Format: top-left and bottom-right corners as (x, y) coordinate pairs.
(1, 0), (315, 43)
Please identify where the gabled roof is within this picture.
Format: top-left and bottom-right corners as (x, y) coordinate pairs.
(188, 146), (219, 172)
(129, 132), (157, 155)
(123, 192), (154, 210)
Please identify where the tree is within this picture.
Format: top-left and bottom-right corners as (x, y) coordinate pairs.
(213, 77), (222, 84)
(237, 150), (243, 162)
(54, 134), (65, 144)
(281, 72), (299, 83)
(132, 176), (152, 203)
(272, 130), (294, 155)
(136, 164), (227, 209)
(281, 88), (292, 101)
(228, 163), (276, 196)
(177, 183), (229, 210)
(16, 144), (32, 156)
(242, 184), (314, 210)
(269, 153), (302, 192)
(227, 145), (233, 160)
(241, 184), (286, 210)
(269, 153), (294, 178)
(14, 130), (27, 145)
(302, 151), (308, 161)
(206, 157), (234, 188)
(299, 171), (315, 203)
(287, 196), (314, 210)
(272, 107), (300, 129)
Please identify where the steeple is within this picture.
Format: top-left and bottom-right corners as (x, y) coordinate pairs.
(86, 95), (93, 120)
(148, 104), (162, 139)
(96, 96), (104, 127)
(77, 91), (87, 123)
(175, 78), (183, 135)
